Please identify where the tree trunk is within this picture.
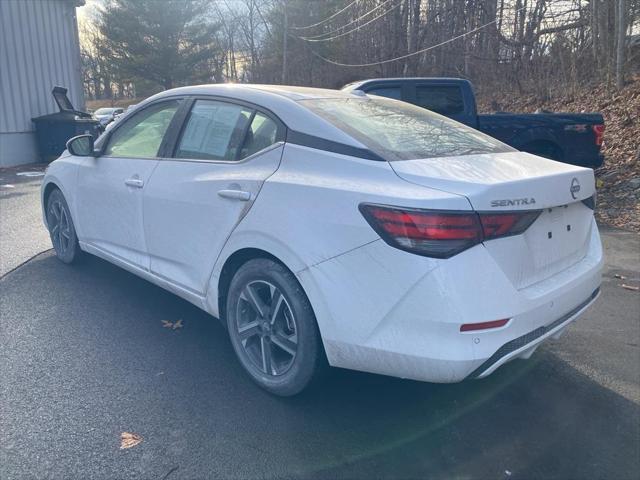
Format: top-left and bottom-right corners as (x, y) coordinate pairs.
(616, 0), (627, 89)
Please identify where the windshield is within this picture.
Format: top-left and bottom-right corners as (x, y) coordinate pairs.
(299, 97), (515, 161)
(95, 108), (115, 115)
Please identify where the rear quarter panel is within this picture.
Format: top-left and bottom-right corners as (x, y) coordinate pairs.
(204, 144), (471, 323)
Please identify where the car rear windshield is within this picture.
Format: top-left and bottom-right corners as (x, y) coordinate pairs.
(299, 97), (515, 161)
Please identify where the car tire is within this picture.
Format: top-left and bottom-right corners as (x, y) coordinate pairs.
(226, 258), (325, 396)
(46, 188), (82, 264)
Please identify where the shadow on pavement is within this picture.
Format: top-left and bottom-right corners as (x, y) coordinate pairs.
(1, 252), (638, 479)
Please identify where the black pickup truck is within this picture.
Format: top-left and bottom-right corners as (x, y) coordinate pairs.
(342, 78), (605, 168)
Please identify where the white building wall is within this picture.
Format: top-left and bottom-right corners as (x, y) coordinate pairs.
(0, 0), (85, 167)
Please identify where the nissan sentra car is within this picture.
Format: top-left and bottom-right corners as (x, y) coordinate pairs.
(41, 84), (602, 396)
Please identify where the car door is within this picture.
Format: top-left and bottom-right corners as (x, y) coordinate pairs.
(143, 98), (285, 295)
(76, 98), (184, 270)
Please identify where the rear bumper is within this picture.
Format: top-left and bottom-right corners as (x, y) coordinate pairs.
(299, 218), (603, 383)
(468, 287), (600, 379)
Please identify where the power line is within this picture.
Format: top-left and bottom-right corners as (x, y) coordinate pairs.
(290, 0), (360, 31)
(295, 1), (402, 43)
(307, 3), (531, 67)
(299, 0), (396, 40)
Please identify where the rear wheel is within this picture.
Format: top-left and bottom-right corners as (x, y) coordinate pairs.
(226, 258), (324, 396)
(46, 189), (81, 264)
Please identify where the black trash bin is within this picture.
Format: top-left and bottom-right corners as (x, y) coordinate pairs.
(32, 86), (101, 162)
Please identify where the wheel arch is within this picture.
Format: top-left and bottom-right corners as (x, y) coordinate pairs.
(41, 180), (63, 228)
(216, 247), (283, 324)
(43, 181), (60, 207)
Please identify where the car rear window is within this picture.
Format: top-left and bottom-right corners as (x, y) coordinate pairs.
(299, 97), (514, 161)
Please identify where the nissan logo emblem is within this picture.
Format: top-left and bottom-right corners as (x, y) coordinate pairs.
(570, 178), (581, 199)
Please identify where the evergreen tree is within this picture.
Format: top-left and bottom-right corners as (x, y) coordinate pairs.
(98, 0), (223, 89)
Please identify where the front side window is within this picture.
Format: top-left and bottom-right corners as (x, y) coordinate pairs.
(105, 100), (181, 158)
(175, 100), (252, 161)
(415, 85), (464, 115)
(299, 97), (514, 161)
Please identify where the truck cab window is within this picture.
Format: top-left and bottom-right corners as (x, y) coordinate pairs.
(415, 85), (464, 115)
(367, 86), (402, 100)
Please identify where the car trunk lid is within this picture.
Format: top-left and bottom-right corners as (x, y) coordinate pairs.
(390, 151), (596, 289)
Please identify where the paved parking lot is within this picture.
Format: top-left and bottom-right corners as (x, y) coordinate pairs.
(1, 166), (639, 479)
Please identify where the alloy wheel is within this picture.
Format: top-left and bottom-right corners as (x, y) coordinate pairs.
(48, 199), (72, 256)
(235, 280), (298, 376)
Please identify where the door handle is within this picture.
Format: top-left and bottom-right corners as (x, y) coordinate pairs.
(125, 177), (144, 188)
(218, 189), (251, 201)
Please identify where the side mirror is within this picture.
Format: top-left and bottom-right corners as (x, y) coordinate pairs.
(66, 134), (94, 157)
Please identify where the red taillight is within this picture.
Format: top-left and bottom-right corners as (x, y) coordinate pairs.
(593, 124), (605, 146)
(460, 318), (509, 332)
(359, 205), (482, 258)
(359, 204), (541, 258)
(479, 211), (541, 240)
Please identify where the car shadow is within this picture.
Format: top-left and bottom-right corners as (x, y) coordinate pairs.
(1, 252), (638, 480)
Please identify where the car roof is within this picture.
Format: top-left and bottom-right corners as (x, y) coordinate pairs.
(152, 83), (355, 101)
(140, 84), (369, 148)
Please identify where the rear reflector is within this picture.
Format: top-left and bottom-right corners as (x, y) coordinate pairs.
(359, 204), (541, 258)
(592, 124), (605, 146)
(460, 319), (509, 332)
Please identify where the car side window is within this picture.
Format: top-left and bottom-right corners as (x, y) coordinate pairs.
(104, 100), (181, 158)
(366, 86), (402, 100)
(175, 100), (253, 161)
(415, 85), (464, 115)
(238, 112), (279, 159)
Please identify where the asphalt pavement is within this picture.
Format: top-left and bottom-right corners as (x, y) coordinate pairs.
(1, 165), (639, 479)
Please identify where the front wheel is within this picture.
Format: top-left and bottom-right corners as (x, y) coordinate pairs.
(226, 258), (325, 396)
(46, 189), (81, 264)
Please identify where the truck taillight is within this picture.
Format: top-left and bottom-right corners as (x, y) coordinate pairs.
(359, 204), (541, 259)
(593, 124), (605, 146)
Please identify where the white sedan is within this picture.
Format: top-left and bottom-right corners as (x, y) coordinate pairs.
(93, 107), (124, 127)
(41, 84), (602, 395)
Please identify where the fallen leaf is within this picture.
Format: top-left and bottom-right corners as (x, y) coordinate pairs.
(620, 284), (639, 291)
(120, 432), (142, 449)
(161, 319), (184, 330)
